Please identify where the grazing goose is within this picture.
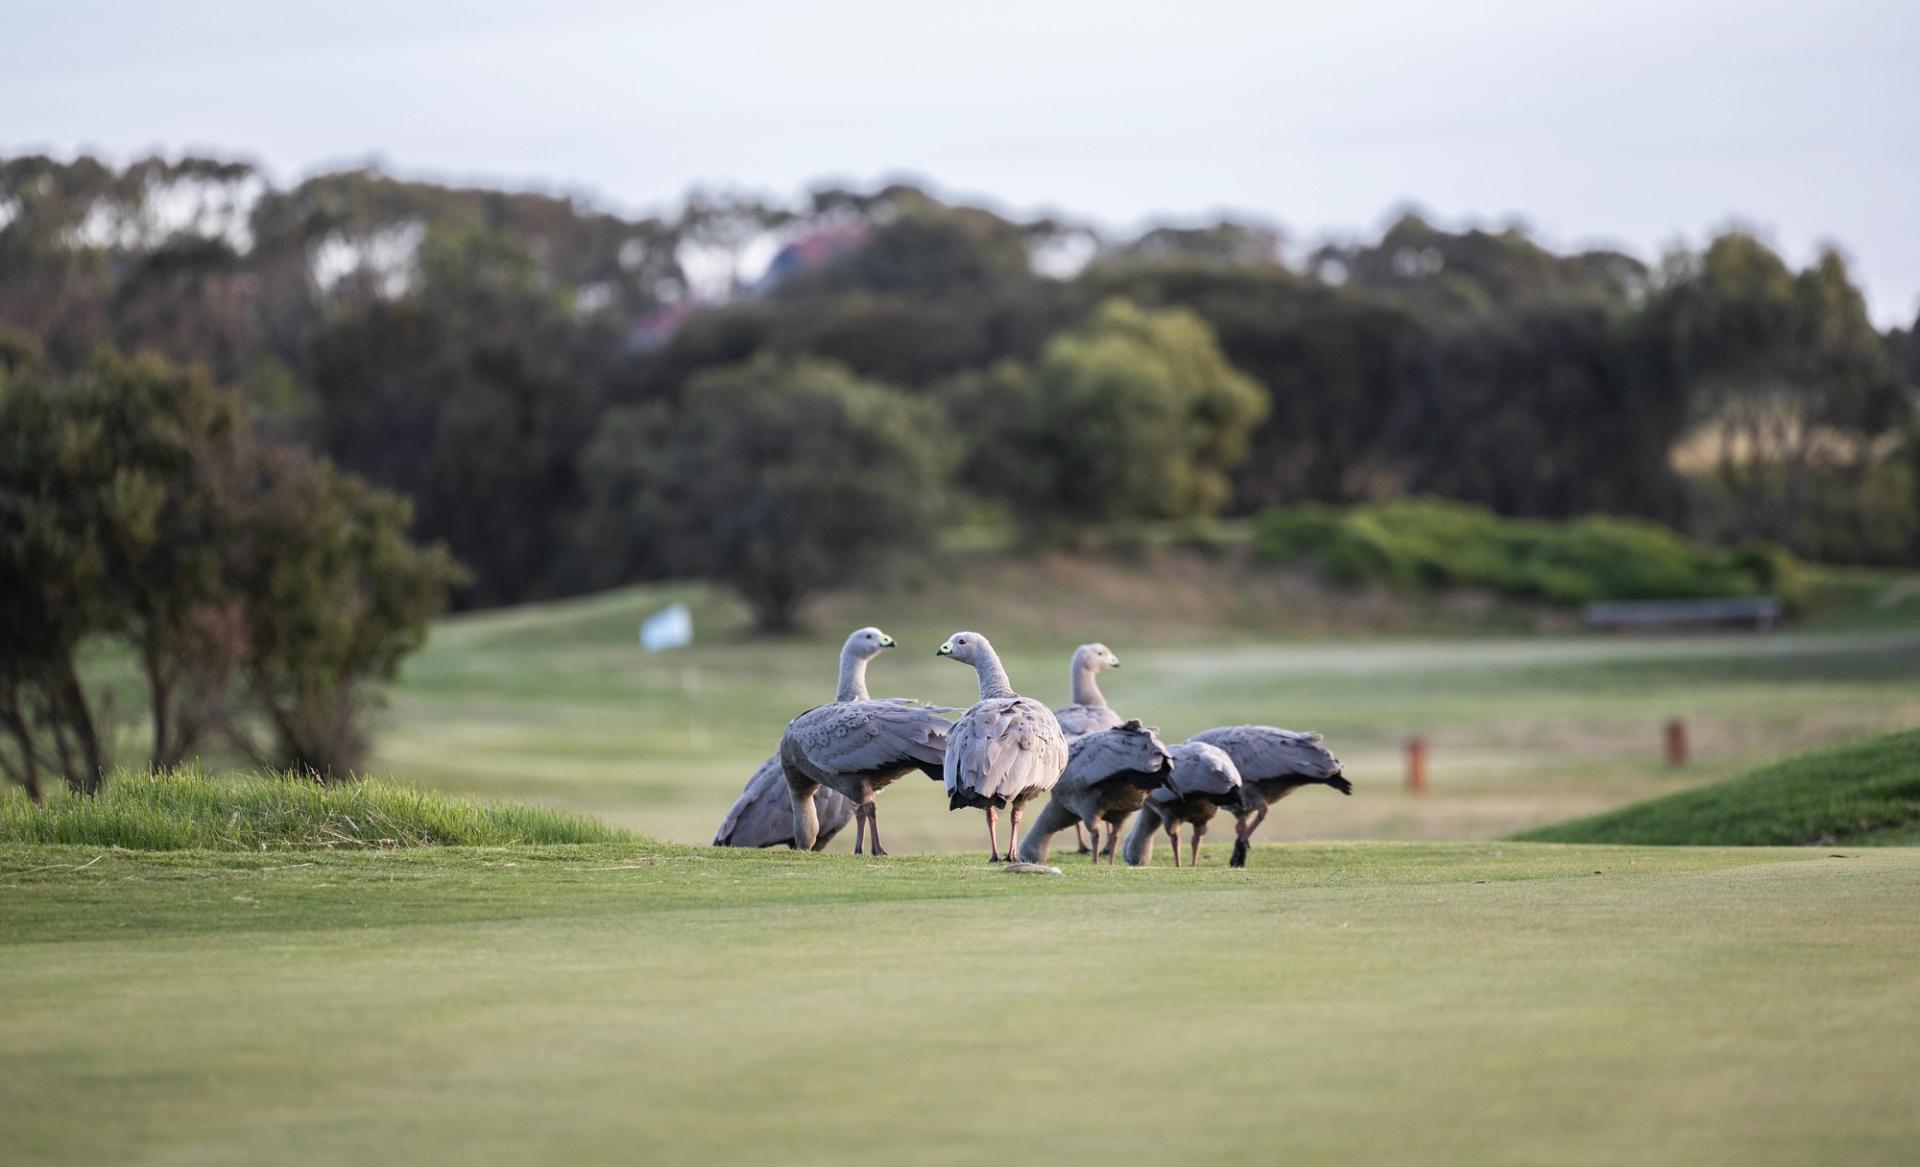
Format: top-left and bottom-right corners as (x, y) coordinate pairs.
(937, 631), (1070, 862)
(1189, 725), (1350, 868)
(1017, 720), (1174, 865)
(778, 628), (949, 856)
(1053, 642), (1125, 853)
(1122, 741), (1243, 868)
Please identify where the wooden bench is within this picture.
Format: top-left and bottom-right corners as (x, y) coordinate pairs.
(1583, 596), (1781, 632)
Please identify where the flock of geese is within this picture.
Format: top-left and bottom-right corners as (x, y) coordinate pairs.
(713, 627), (1352, 867)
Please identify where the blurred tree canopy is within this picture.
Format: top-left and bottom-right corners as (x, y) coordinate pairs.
(942, 299), (1267, 535)
(4, 151), (1916, 633)
(0, 351), (461, 797)
(581, 357), (948, 631)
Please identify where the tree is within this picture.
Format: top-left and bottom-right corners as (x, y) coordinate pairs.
(1080, 262), (1422, 507)
(1400, 301), (1685, 521)
(307, 224), (618, 606)
(0, 351), (461, 793)
(945, 299), (1268, 534)
(1649, 234), (1907, 550)
(233, 448), (465, 776)
(585, 357), (948, 631)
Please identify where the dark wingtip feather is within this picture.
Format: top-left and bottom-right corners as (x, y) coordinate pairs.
(1327, 775), (1354, 796)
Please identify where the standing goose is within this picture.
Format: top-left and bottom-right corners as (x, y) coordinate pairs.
(937, 631), (1070, 863)
(713, 627), (902, 849)
(1017, 720), (1173, 865)
(1122, 741), (1243, 868)
(1189, 725), (1350, 868)
(1053, 643), (1125, 739)
(1053, 642), (1125, 853)
(778, 629), (950, 856)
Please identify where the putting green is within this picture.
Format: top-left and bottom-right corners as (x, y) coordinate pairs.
(4, 841), (1916, 1165)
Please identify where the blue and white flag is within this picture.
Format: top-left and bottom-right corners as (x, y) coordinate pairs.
(639, 602), (693, 652)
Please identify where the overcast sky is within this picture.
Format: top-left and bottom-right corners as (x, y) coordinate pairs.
(7, 0), (1917, 324)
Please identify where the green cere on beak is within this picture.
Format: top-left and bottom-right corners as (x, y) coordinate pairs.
(937, 640), (953, 656)
(880, 634), (896, 648)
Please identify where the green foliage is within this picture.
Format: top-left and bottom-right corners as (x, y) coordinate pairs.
(946, 298), (1268, 534)
(0, 765), (629, 849)
(583, 356), (948, 630)
(1516, 728), (1920, 845)
(1253, 498), (1801, 605)
(307, 223), (616, 608)
(234, 448), (466, 775)
(0, 352), (460, 794)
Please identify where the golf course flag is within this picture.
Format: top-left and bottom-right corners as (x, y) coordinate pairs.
(640, 602), (693, 652)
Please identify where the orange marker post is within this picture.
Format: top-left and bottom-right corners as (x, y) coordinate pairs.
(1665, 719), (1688, 767)
(1406, 736), (1429, 796)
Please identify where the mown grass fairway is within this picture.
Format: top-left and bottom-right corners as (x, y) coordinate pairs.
(4, 842), (1917, 1165)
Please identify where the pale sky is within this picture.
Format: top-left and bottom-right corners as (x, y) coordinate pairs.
(7, 0), (1918, 325)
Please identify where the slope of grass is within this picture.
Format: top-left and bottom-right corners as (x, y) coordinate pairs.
(0, 766), (630, 850)
(3, 842), (1917, 1166)
(1515, 728), (1920, 845)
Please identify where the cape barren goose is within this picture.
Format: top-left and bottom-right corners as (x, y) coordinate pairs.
(778, 628), (949, 856)
(1053, 642), (1125, 853)
(1123, 741), (1243, 868)
(937, 631), (1070, 862)
(1189, 725), (1350, 868)
(1017, 720), (1174, 865)
(1054, 643), (1125, 739)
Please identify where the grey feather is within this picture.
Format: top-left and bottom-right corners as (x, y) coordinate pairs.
(1191, 724), (1350, 869)
(1017, 721), (1172, 862)
(1189, 724), (1349, 806)
(943, 696), (1069, 809)
(1123, 741), (1242, 867)
(1151, 741), (1244, 818)
(1054, 703), (1123, 740)
(781, 700), (949, 797)
(713, 754), (854, 849)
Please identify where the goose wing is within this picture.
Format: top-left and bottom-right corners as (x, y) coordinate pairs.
(1191, 725), (1343, 783)
(785, 700), (949, 780)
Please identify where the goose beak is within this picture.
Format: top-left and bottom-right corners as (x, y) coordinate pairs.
(880, 635), (896, 648)
(936, 641), (953, 657)
(1110, 659), (1121, 669)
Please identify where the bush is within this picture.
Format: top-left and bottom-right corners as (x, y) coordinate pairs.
(1252, 498), (1802, 606)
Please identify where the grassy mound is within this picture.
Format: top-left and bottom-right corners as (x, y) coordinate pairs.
(1253, 497), (1801, 606)
(1515, 728), (1920, 845)
(0, 767), (632, 850)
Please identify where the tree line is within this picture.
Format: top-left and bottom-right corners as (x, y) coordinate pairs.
(3, 154), (1915, 636)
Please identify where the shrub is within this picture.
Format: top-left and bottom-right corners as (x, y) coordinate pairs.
(1252, 497), (1802, 606)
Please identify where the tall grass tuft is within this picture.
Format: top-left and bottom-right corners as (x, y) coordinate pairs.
(0, 766), (633, 850)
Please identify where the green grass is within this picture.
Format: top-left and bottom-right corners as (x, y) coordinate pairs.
(358, 566), (1920, 852)
(0, 767), (629, 850)
(1516, 728), (1920, 846)
(4, 842), (1918, 1165)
